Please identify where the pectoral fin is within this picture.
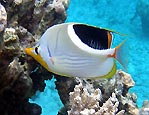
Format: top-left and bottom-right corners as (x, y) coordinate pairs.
(50, 57), (55, 65)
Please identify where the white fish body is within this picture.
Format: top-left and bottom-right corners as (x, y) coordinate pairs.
(25, 23), (127, 79)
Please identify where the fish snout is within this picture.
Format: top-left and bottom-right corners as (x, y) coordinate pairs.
(24, 48), (34, 55)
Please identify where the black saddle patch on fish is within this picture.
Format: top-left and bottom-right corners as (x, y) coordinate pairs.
(73, 24), (111, 50)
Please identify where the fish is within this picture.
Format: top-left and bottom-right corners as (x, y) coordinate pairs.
(25, 23), (127, 79)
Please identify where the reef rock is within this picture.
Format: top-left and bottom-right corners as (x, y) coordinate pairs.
(67, 82), (125, 115)
(139, 100), (149, 115)
(56, 70), (140, 115)
(0, 0), (69, 115)
(0, 3), (7, 32)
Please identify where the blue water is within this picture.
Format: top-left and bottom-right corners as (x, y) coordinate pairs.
(29, 0), (149, 114)
(29, 77), (63, 115)
(66, 0), (149, 107)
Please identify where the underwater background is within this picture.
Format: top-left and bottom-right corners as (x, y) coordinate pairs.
(29, 0), (149, 115)
(66, 0), (149, 107)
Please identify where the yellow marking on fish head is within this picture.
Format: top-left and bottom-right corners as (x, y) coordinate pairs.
(25, 47), (51, 72)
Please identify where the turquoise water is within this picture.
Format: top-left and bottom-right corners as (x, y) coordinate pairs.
(29, 0), (149, 114)
(66, 0), (149, 107)
(29, 77), (63, 115)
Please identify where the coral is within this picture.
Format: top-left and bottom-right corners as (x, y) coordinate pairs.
(0, 0), (147, 115)
(0, 3), (7, 32)
(0, 57), (32, 95)
(55, 76), (78, 106)
(49, 0), (70, 15)
(56, 70), (140, 115)
(0, 0), (69, 114)
(96, 93), (124, 115)
(67, 82), (125, 115)
(139, 100), (149, 115)
(68, 83), (101, 115)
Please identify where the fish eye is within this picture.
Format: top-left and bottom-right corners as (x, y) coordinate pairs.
(35, 46), (39, 55)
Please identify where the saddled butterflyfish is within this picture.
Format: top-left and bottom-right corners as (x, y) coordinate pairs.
(25, 23), (127, 79)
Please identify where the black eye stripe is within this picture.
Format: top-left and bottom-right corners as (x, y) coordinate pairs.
(35, 47), (39, 54)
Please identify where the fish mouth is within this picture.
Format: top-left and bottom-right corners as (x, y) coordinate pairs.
(25, 48), (34, 56)
(25, 48), (29, 54)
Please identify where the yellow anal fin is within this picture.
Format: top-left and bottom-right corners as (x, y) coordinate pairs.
(92, 62), (117, 80)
